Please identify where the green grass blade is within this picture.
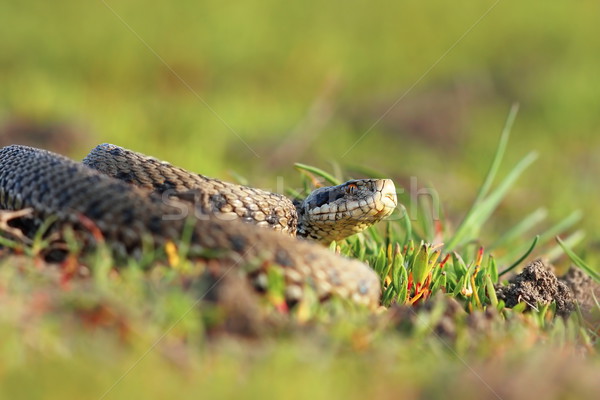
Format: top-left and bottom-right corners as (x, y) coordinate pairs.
(468, 152), (538, 230)
(475, 103), (520, 204)
(418, 196), (434, 243)
(485, 273), (499, 307)
(446, 105), (519, 251)
(347, 164), (390, 179)
(489, 207), (547, 251)
(0, 236), (23, 251)
(498, 210), (583, 264)
(557, 237), (600, 282)
(545, 230), (585, 262)
(294, 163), (341, 185)
(487, 254), (499, 282)
(498, 235), (539, 277)
(537, 210), (583, 244)
(447, 151), (538, 250)
(285, 187), (303, 198)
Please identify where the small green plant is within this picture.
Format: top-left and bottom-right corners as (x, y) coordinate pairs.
(0, 106), (598, 399)
(296, 104), (596, 325)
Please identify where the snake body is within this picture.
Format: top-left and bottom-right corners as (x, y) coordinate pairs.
(0, 144), (397, 308)
(82, 144), (397, 243)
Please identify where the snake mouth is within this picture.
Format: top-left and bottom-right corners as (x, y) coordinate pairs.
(380, 179), (398, 210)
(297, 178), (399, 243)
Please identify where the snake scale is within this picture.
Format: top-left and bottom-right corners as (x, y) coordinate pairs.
(0, 144), (397, 308)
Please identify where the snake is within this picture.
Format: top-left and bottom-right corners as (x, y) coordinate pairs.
(0, 144), (397, 308)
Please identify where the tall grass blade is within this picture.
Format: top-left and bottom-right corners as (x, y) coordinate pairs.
(446, 103), (521, 251)
(498, 235), (539, 277)
(545, 230), (585, 262)
(475, 103), (520, 203)
(557, 237), (600, 282)
(537, 210), (582, 244)
(294, 163), (341, 185)
(447, 151), (538, 250)
(489, 207), (547, 251)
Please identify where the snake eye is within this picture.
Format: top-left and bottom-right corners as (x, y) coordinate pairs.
(346, 183), (358, 195)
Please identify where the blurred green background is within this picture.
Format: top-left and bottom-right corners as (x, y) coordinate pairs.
(1, 0), (599, 241)
(1, 2), (600, 398)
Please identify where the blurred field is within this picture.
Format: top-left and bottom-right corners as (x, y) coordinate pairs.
(1, 1), (600, 398)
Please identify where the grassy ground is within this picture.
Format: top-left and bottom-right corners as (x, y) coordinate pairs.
(0, 133), (598, 399)
(1, 1), (600, 398)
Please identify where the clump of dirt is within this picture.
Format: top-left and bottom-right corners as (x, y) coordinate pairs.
(559, 267), (599, 321)
(496, 259), (575, 317)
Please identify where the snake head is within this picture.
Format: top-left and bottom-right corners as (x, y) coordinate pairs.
(297, 179), (397, 243)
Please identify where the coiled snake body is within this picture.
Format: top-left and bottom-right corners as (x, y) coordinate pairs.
(0, 144), (397, 308)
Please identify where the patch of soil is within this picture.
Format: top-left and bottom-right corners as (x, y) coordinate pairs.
(559, 267), (600, 322)
(496, 259), (575, 317)
(0, 116), (90, 154)
(388, 294), (467, 340)
(388, 293), (508, 343)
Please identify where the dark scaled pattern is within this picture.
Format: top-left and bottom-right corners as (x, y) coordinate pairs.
(0, 145), (381, 308)
(83, 144), (298, 235)
(83, 144), (397, 244)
